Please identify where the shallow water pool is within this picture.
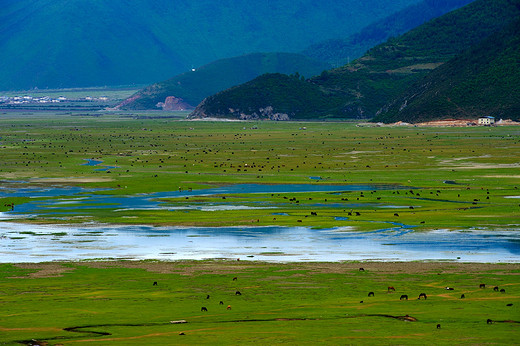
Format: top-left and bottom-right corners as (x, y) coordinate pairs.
(0, 220), (518, 263)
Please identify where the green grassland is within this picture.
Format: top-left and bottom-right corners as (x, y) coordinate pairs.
(1, 114), (519, 344)
(0, 261), (518, 345)
(0, 113), (519, 231)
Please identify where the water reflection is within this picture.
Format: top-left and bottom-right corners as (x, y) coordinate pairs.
(0, 221), (518, 263)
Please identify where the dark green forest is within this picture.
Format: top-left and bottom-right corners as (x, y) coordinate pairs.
(189, 73), (336, 120)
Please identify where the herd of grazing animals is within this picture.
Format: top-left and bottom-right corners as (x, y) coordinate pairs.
(163, 263), (519, 338)
(359, 269), (514, 328)
(152, 269), (514, 336)
(151, 276), (244, 322)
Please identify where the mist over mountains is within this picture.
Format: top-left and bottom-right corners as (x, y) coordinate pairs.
(0, 0), (419, 91)
(302, 0), (474, 67)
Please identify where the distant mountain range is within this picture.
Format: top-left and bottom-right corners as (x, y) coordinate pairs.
(119, 53), (330, 110)
(190, 0), (520, 122)
(122, 0), (473, 111)
(0, 0), (420, 91)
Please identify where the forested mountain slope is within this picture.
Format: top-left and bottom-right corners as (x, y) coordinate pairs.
(302, 0), (474, 67)
(189, 73), (333, 120)
(190, 0), (520, 120)
(310, 0), (520, 118)
(374, 19), (520, 123)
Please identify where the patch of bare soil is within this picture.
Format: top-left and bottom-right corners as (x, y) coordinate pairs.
(11, 263), (75, 278)
(81, 259), (269, 276)
(79, 261), (520, 276)
(291, 262), (520, 275)
(8, 261), (519, 278)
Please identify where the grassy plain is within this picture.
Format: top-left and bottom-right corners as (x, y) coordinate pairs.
(0, 113), (519, 231)
(0, 112), (519, 345)
(0, 261), (519, 345)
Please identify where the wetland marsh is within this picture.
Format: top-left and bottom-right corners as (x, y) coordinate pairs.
(1, 113), (519, 231)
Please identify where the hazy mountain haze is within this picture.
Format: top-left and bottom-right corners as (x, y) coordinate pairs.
(0, 0), (420, 90)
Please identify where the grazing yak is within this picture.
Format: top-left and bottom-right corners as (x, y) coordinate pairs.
(487, 318), (492, 324)
(437, 324), (441, 329)
(418, 293), (427, 300)
(153, 281), (158, 286)
(388, 286), (396, 292)
(219, 301), (224, 305)
(368, 292), (374, 297)
(479, 283), (486, 289)
(493, 286), (499, 292)
(500, 289), (506, 293)
(400, 295), (408, 300)
(235, 291), (242, 296)
(460, 294), (465, 299)
(359, 268), (365, 272)
(201, 307), (208, 312)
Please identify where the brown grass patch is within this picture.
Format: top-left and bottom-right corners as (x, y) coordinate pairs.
(11, 263), (75, 278)
(10, 261), (519, 278)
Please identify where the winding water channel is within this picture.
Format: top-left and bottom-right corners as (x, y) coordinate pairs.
(1, 182), (519, 263)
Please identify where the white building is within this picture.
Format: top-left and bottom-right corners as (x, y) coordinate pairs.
(478, 116), (495, 125)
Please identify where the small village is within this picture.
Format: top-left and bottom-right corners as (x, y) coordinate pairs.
(0, 94), (108, 105)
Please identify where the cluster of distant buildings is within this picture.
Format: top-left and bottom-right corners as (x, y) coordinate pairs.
(0, 95), (108, 105)
(0, 95), (62, 104)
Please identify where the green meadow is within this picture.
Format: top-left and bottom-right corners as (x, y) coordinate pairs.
(0, 261), (518, 345)
(0, 113), (519, 231)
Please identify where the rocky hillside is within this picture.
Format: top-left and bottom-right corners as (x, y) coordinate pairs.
(119, 53), (330, 110)
(373, 19), (520, 123)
